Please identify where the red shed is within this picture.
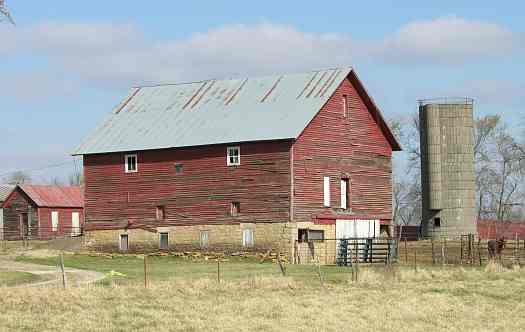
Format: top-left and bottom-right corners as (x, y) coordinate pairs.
(1, 185), (84, 240)
(73, 67), (401, 252)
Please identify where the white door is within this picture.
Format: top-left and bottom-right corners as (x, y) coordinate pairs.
(71, 212), (80, 236)
(0, 208), (3, 240)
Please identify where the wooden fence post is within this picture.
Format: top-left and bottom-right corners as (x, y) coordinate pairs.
(478, 239), (482, 266)
(514, 233), (518, 266)
(404, 238), (408, 264)
(217, 259), (221, 283)
(414, 248), (417, 273)
(431, 237), (435, 265)
(460, 236), (464, 265)
(59, 251), (67, 289)
(143, 254), (148, 289)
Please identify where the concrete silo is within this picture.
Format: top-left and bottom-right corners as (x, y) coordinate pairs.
(419, 98), (476, 238)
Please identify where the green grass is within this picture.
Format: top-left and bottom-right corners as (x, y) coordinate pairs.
(0, 271), (42, 286)
(16, 253), (358, 285)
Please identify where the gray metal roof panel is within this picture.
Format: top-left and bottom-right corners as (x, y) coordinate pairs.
(73, 68), (351, 155)
(0, 184), (14, 202)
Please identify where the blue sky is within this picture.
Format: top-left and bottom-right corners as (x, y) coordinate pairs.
(1, 1), (524, 183)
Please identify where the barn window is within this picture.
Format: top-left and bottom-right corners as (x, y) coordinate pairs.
(298, 229), (325, 242)
(227, 146), (240, 166)
(323, 177), (330, 207)
(434, 218), (441, 228)
(243, 229), (254, 247)
(309, 230), (325, 241)
(175, 163), (183, 174)
(119, 234), (129, 251)
(340, 179), (349, 210)
(156, 206), (165, 220)
(159, 233), (169, 250)
(200, 231), (209, 249)
(51, 211), (59, 232)
(125, 154), (138, 173)
(230, 202), (240, 217)
(342, 95), (348, 118)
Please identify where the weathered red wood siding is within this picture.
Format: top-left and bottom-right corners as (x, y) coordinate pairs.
(292, 75), (393, 223)
(2, 190), (38, 240)
(38, 207), (84, 238)
(83, 141), (292, 230)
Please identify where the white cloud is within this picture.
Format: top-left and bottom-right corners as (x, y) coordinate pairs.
(377, 16), (523, 64)
(0, 17), (522, 98)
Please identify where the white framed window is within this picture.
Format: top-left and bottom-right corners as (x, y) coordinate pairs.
(159, 232), (169, 250)
(125, 154), (138, 173)
(119, 234), (129, 251)
(341, 179), (349, 210)
(342, 95), (348, 118)
(227, 146), (240, 166)
(323, 176), (330, 207)
(200, 231), (209, 249)
(51, 211), (59, 232)
(243, 229), (254, 247)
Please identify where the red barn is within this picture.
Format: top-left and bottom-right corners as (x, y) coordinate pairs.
(1, 185), (84, 240)
(74, 67), (401, 253)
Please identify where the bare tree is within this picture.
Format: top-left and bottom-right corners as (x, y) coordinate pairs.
(0, 0), (15, 25)
(68, 171), (84, 186)
(5, 171), (31, 185)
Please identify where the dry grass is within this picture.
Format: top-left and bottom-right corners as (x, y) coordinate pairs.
(1, 265), (524, 331)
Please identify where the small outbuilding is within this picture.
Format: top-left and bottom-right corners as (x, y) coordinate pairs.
(0, 184), (15, 240)
(1, 185), (84, 240)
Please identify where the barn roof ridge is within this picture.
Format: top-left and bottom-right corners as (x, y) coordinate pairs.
(73, 66), (400, 155)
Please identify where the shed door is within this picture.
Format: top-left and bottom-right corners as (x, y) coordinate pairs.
(71, 212), (80, 236)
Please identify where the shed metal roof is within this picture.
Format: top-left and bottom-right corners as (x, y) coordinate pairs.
(0, 184), (14, 202)
(73, 68), (353, 155)
(19, 185), (83, 208)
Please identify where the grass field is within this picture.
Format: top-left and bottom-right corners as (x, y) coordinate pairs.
(0, 271), (41, 287)
(3, 253), (524, 331)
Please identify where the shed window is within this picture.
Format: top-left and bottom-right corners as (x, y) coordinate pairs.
(434, 218), (441, 228)
(156, 206), (165, 220)
(243, 229), (254, 247)
(227, 146), (240, 166)
(342, 95), (348, 118)
(230, 202), (240, 217)
(200, 231), (209, 249)
(159, 233), (169, 250)
(125, 154), (137, 173)
(120, 234), (129, 251)
(51, 211), (59, 232)
(323, 177), (330, 207)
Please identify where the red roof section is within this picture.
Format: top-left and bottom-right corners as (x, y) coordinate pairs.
(19, 185), (83, 208)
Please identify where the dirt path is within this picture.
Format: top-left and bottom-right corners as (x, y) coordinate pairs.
(0, 258), (105, 287)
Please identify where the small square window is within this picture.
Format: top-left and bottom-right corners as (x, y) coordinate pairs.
(243, 229), (254, 247)
(125, 154), (138, 173)
(434, 218), (441, 228)
(200, 231), (209, 249)
(120, 234), (129, 251)
(159, 233), (169, 250)
(175, 163), (183, 174)
(51, 211), (59, 232)
(156, 206), (165, 220)
(298, 229), (308, 242)
(227, 146), (240, 166)
(230, 202), (240, 216)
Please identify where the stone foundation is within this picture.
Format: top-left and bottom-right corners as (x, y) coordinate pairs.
(83, 222), (295, 256)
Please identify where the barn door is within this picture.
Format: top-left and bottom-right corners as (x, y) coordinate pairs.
(19, 213), (29, 238)
(71, 212), (80, 236)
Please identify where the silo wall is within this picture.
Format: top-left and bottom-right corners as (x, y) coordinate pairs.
(420, 102), (476, 238)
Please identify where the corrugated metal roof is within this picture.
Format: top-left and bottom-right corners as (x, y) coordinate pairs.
(0, 184), (14, 202)
(73, 68), (352, 155)
(19, 185), (83, 208)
